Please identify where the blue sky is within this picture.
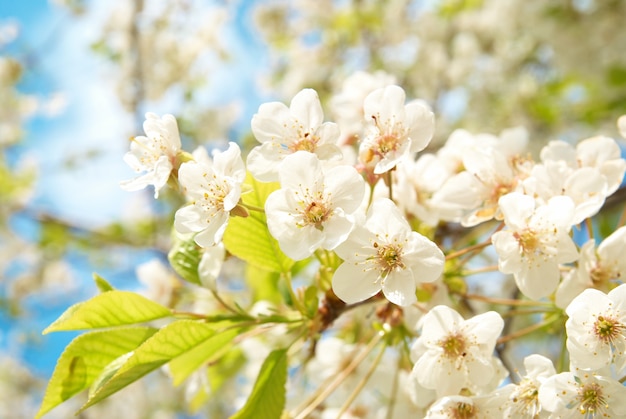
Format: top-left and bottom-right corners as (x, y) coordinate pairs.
(1, 0), (273, 380)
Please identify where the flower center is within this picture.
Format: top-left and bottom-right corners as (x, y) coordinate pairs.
(590, 261), (618, 285)
(511, 379), (540, 415)
(377, 133), (400, 154)
(362, 115), (406, 164)
(577, 382), (607, 416)
(289, 132), (319, 153)
(303, 200), (331, 230)
(447, 402), (475, 419)
(513, 228), (540, 255)
(593, 314), (624, 345)
(294, 187), (332, 230)
(373, 241), (405, 276)
(439, 332), (468, 360)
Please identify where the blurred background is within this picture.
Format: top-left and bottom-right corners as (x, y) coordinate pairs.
(1, 0), (625, 417)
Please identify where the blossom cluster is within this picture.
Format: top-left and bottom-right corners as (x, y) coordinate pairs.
(118, 72), (626, 417)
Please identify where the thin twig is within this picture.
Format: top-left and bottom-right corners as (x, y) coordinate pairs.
(291, 334), (383, 419)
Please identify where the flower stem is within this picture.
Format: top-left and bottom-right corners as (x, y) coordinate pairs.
(460, 265), (499, 276)
(463, 293), (553, 307)
(445, 240), (491, 261)
(497, 314), (559, 345)
(283, 271), (307, 315)
(336, 341), (387, 418)
(585, 217), (594, 241)
(241, 202), (265, 213)
(618, 204), (626, 228)
(211, 289), (246, 316)
(292, 333), (383, 419)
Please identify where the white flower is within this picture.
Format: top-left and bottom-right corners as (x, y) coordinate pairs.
(246, 88), (342, 182)
(120, 112), (181, 198)
(538, 371), (626, 418)
(424, 394), (503, 419)
(331, 198), (444, 306)
(410, 305), (505, 397)
(430, 127), (531, 225)
(136, 258), (179, 306)
(174, 142), (245, 247)
(329, 70), (397, 141)
(359, 85), (434, 174)
(198, 242), (226, 292)
(524, 136), (626, 224)
(566, 284), (626, 372)
(574, 136), (626, 195)
(491, 192), (579, 300)
(496, 354), (556, 418)
(391, 153), (453, 226)
(264, 151), (365, 260)
(556, 226), (626, 308)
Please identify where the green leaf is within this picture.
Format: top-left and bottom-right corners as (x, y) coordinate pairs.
(80, 320), (230, 412)
(168, 327), (242, 385)
(93, 273), (114, 293)
(303, 285), (319, 319)
(207, 347), (246, 394)
(43, 291), (171, 334)
(230, 348), (288, 419)
(245, 264), (281, 304)
(223, 172), (294, 274)
(168, 235), (202, 285)
(36, 327), (157, 419)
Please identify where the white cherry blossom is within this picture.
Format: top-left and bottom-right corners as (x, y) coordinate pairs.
(410, 305), (505, 397)
(430, 127), (531, 226)
(538, 371), (626, 418)
(523, 136), (626, 224)
(264, 151), (365, 261)
(359, 85), (434, 174)
(495, 354), (556, 418)
(566, 284), (626, 372)
(120, 112), (181, 198)
(491, 192), (579, 300)
(246, 88), (342, 182)
(331, 198), (444, 307)
(556, 226), (626, 308)
(174, 142), (245, 247)
(329, 70), (397, 142)
(424, 394), (502, 419)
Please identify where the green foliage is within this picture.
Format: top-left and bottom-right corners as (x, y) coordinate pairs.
(43, 291), (172, 333)
(168, 234), (203, 285)
(229, 348), (288, 419)
(79, 320), (239, 412)
(245, 264), (282, 304)
(93, 273), (114, 292)
(223, 173), (294, 274)
(168, 326), (242, 385)
(36, 327), (157, 419)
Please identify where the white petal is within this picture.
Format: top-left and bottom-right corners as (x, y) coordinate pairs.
(464, 311), (504, 347)
(498, 192), (534, 230)
(278, 151), (323, 191)
(619, 115), (626, 139)
(323, 165), (365, 212)
(290, 88), (323, 129)
(382, 268), (417, 306)
(251, 102), (291, 143)
(246, 142), (284, 182)
(332, 262), (381, 304)
(515, 259), (560, 300)
(420, 305), (465, 340)
(198, 244), (225, 291)
(404, 101), (435, 153)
